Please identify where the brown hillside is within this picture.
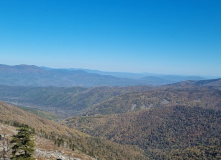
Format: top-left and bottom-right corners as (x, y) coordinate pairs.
(0, 101), (146, 160)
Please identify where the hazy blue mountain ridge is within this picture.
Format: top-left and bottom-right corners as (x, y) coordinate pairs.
(0, 64), (145, 87)
(0, 64), (207, 87)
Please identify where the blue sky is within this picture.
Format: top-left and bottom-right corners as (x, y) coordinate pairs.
(0, 0), (220, 76)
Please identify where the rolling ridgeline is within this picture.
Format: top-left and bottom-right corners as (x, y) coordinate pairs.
(0, 85), (152, 118)
(0, 64), (205, 87)
(0, 64), (221, 159)
(0, 80), (221, 117)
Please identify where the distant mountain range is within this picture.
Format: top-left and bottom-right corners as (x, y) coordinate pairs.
(167, 78), (221, 89)
(0, 64), (208, 87)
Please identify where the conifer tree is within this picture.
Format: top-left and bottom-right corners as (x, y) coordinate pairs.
(10, 125), (35, 160)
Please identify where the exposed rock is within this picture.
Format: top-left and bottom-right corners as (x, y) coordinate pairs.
(131, 104), (137, 110)
(161, 99), (170, 105)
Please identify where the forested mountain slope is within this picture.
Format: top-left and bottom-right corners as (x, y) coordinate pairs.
(0, 85), (152, 116)
(1, 84), (221, 118)
(63, 106), (221, 159)
(83, 87), (221, 115)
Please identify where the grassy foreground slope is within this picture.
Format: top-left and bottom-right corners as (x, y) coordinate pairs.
(0, 101), (146, 160)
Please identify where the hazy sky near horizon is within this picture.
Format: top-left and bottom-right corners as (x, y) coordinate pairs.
(0, 0), (221, 76)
